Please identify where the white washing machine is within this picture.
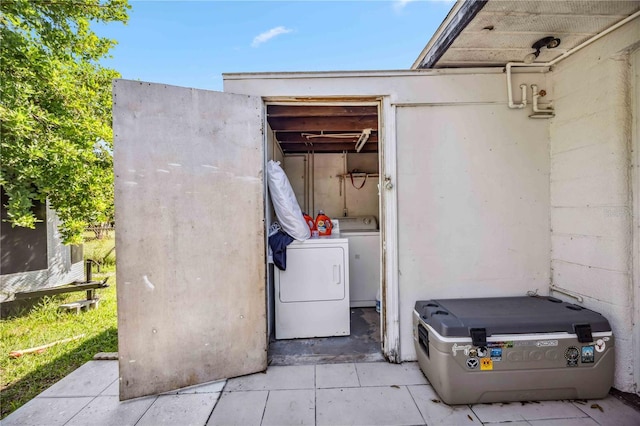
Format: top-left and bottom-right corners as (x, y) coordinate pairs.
(337, 216), (380, 308)
(274, 236), (350, 339)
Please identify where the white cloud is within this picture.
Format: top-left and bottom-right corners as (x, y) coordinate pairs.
(252, 26), (293, 48)
(393, 0), (416, 12)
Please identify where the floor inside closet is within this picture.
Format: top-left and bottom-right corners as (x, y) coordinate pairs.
(268, 307), (383, 365)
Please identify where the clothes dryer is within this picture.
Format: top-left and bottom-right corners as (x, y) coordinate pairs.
(275, 236), (349, 339)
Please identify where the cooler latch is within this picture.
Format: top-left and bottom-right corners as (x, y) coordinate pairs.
(574, 324), (593, 343)
(470, 328), (487, 347)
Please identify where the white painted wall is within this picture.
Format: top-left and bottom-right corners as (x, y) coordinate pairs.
(224, 69), (546, 106)
(266, 126), (282, 338)
(282, 153), (380, 220)
(226, 69), (551, 364)
(312, 154), (345, 219)
(266, 127), (283, 229)
(549, 18), (639, 392)
(283, 155), (307, 213)
(345, 153), (379, 218)
(634, 46), (640, 395)
(396, 104), (550, 360)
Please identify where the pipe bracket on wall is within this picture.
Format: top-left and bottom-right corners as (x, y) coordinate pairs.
(529, 84), (555, 118)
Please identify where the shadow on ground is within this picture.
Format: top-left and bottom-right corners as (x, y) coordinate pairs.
(1, 327), (118, 419)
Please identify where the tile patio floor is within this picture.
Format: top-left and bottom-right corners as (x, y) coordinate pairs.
(2, 360), (638, 426)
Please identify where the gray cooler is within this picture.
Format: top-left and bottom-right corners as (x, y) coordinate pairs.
(413, 296), (614, 405)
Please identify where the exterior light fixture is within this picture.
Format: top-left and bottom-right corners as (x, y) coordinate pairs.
(523, 36), (561, 64)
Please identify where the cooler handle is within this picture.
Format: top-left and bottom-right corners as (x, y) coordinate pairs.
(470, 328), (487, 347)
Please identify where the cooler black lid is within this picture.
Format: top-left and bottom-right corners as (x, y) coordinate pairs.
(415, 296), (611, 338)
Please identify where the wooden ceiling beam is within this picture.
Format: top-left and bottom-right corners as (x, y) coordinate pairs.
(279, 142), (378, 153)
(267, 105), (378, 118)
(267, 116), (378, 132)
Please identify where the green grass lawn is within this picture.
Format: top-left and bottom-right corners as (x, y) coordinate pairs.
(0, 234), (117, 419)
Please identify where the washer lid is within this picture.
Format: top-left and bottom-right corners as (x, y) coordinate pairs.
(339, 216), (378, 231)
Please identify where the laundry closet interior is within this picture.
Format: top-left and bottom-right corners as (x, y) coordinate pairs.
(264, 102), (384, 364)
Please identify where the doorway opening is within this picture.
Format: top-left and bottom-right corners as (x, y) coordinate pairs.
(264, 100), (384, 365)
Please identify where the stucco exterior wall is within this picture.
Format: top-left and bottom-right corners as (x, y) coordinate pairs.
(549, 18), (639, 392)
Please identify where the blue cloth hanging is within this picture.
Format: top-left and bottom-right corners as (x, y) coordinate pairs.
(269, 230), (295, 271)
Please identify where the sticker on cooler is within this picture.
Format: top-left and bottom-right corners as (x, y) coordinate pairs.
(480, 358), (493, 371)
(581, 346), (595, 363)
(490, 348), (502, 361)
(565, 347), (580, 367)
(452, 344), (472, 356)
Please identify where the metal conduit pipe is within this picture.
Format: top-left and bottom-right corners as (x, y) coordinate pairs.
(505, 11), (640, 109)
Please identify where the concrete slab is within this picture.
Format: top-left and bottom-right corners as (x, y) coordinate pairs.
(572, 397), (640, 426)
(39, 360), (118, 397)
(7, 359), (639, 426)
(529, 418), (599, 426)
(135, 393), (219, 426)
(207, 391), (268, 426)
(225, 365), (314, 391)
(407, 385), (479, 425)
(355, 362), (428, 387)
(1, 397), (93, 426)
(471, 400), (589, 423)
(100, 379), (120, 396)
(261, 389), (315, 426)
(316, 363), (360, 389)
(65, 395), (156, 426)
(316, 386), (424, 426)
(156, 380), (226, 395)
(100, 377), (225, 397)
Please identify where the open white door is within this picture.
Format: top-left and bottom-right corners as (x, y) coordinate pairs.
(113, 80), (266, 400)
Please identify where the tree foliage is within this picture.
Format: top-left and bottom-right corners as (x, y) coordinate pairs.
(1, 0), (129, 244)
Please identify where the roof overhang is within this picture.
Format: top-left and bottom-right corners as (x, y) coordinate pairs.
(413, 0), (640, 69)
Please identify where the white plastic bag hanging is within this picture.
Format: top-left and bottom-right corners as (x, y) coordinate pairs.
(267, 160), (310, 241)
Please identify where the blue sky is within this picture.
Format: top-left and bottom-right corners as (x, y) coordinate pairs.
(96, 1), (454, 91)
